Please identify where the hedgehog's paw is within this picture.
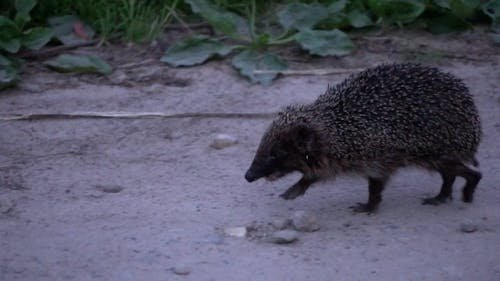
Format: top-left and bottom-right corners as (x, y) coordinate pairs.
(279, 186), (305, 200)
(349, 203), (377, 214)
(421, 195), (451, 206)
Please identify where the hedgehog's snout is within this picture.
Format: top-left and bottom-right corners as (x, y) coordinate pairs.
(244, 168), (258, 182)
(245, 157), (274, 182)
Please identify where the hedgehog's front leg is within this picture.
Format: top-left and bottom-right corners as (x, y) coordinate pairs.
(280, 177), (317, 200)
(351, 177), (387, 213)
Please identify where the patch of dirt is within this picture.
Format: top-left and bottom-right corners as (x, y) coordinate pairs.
(1, 29), (499, 281)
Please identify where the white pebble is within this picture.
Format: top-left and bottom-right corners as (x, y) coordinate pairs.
(211, 134), (238, 149)
(270, 230), (299, 244)
(224, 226), (247, 237)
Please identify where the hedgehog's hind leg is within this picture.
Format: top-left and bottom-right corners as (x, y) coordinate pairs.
(422, 160), (481, 205)
(455, 162), (481, 203)
(422, 169), (456, 205)
(350, 177), (387, 214)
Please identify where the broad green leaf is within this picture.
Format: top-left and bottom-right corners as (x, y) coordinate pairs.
(0, 54), (11, 66)
(15, 0), (37, 16)
(185, 0), (250, 40)
(434, 0), (451, 8)
(450, 0), (480, 19)
(0, 17), (21, 53)
(48, 15), (95, 45)
(295, 29), (354, 56)
(483, 0), (500, 30)
(0, 16), (21, 39)
(368, 0), (425, 25)
(277, 2), (329, 31)
(0, 39), (21, 53)
(231, 50), (287, 85)
(426, 12), (470, 33)
(347, 10), (373, 27)
(14, 14), (31, 29)
(45, 54), (112, 75)
(328, 0), (348, 13)
(161, 35), (234, 67)
(483, 0), (500, 19)
(0, 64), (20, 90)
(22, 27), (53, 50)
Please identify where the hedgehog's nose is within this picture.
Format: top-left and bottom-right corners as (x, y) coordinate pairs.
(245, 169), (257, 182)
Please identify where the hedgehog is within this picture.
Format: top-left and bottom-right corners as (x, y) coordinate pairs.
(244, 63), (482, 213)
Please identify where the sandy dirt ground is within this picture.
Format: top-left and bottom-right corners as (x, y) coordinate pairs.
(1, 29), (499, 281)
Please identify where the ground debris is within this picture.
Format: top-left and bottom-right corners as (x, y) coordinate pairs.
(171, 265), (190, 275)
(291, 210), (320, 232)
(460, 221), (479, 233)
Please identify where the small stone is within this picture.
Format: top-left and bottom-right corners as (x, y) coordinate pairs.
(224, 226), (247, 237)
(172, 266), (190, 275)
(270, 230), (299, 244)
(460, 221), (478, 233)
(96, 185), (124, 193)
(108, 70), (128, 84)
(210, 134), (238, 149)
(270, 218), (291, 230)
(291, 210), (320, 232)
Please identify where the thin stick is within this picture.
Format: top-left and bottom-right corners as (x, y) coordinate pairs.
(253, 68), (365, 76)
(0, 112), (277, 121)
(164, 22), (212, 30)
(20, 34), (121, 60)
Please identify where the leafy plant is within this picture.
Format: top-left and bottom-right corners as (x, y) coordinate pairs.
(0, 0), (53, 90)
(482, 0), (500, 43)
(161, 0), (355, 85)
(45, 54), (112, 74)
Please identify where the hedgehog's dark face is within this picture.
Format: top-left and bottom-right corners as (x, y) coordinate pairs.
(245, 123), (318, 183)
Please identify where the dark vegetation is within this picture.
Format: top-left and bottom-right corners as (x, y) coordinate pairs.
(1, 0), (499, 88)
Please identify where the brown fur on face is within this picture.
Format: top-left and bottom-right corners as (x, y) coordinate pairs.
(245, 107), (329, 183)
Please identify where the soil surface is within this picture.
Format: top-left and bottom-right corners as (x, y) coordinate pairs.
(1, 29), (500, 281)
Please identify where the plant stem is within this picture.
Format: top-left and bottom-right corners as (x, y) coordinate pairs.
(268, 34), (297, 45)
(250, 0), (257, 40)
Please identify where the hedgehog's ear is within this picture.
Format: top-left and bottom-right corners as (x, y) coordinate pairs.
(293, 125), (317, 153)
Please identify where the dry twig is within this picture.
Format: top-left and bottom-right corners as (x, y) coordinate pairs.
(0, 112), (277, 121)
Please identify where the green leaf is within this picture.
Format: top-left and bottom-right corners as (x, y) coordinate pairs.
(48, 15), (95, 45)
(22, 27), (53, 50)
(14, 13), (31, 29)
(185, 0), (250, 40)
(347, 10), (373, 28)
(0, 16), (21, 48)
(368, 0), (425, 25)
(328, 0), (348, 13)
(15, 0), (37, 16)
(483, 0), (500, 19)
(231, 50), (287, 85)
(0, 39), (21, 53)
(0, 54), (11, 66)
(434, 0), (451, 9)
(161, 35), (234, 67)
(450, 0), (480, 19)
(277, 2), (329, 31)
(45, 54), (112, 75)
(483, 0), (500, 30)
(295, 29), (354, 56)
(0, 60), (20, 90)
